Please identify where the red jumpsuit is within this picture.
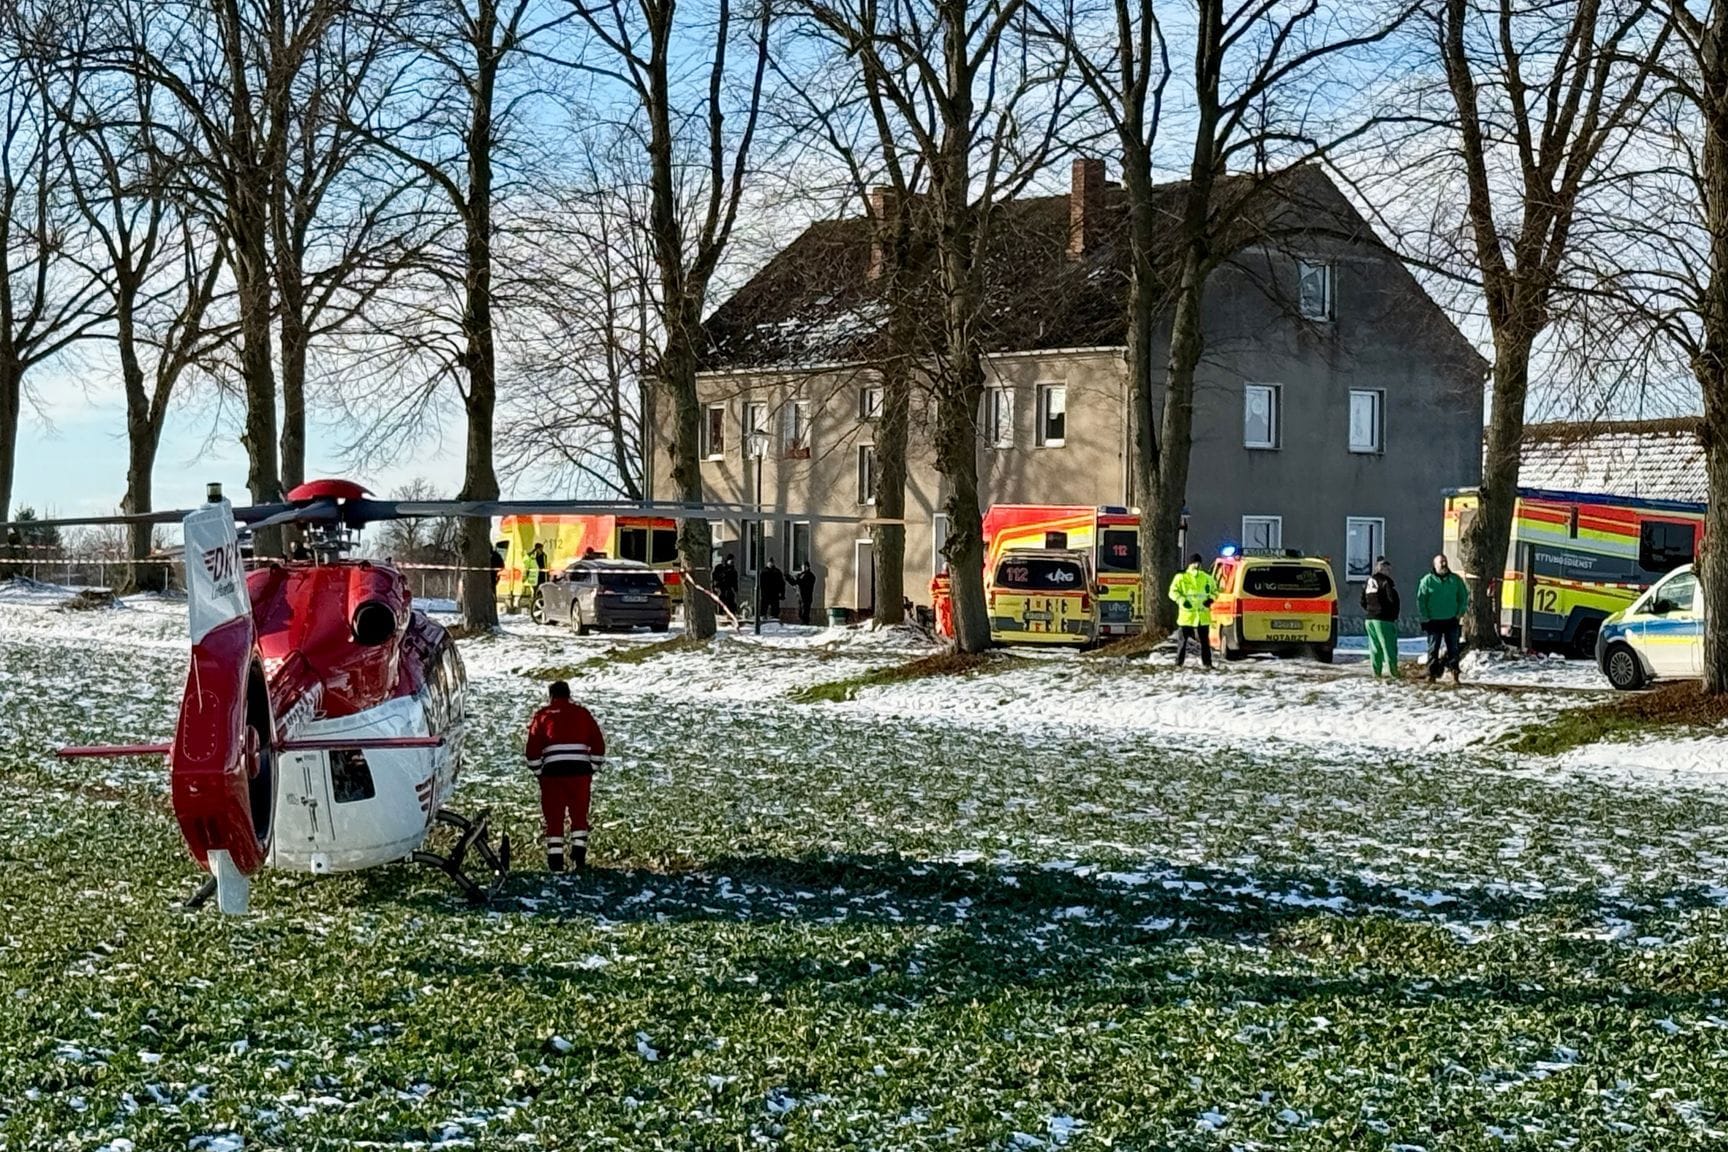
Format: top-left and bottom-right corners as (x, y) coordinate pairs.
(524, 699), (606, 868)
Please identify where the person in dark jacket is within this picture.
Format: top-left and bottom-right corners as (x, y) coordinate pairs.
(1359, 556), (1401, 678)
(760, 558), (786, 622)
(1417, 553), (1470, 684)
(794, 562), (818, 625)
(713, 553), (739, 614)
(524, 680), (606, 871)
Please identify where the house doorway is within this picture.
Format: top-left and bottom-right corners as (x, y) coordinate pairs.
(854, 539), (876, 613)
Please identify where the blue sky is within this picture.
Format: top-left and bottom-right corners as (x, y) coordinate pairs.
(13, 364), (465, 519)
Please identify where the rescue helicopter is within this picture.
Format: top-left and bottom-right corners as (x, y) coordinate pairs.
(4, 479), (757, 916)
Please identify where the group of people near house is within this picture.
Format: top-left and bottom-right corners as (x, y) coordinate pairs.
(1166, 552), (1472, 682)
(711, 553), (819, 625)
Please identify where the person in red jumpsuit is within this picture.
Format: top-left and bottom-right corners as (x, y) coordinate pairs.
(524, 680), (606, 871)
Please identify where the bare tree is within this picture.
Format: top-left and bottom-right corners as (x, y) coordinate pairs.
(802, 0), (1077, 651)
(51, 28), (228, 592)
(1414, 0), (1670, 648)
(564, 0), (774, 641)
(343, 0), (570, 631)
(0, 4), (108, 524)
(497, 137), (656, 500)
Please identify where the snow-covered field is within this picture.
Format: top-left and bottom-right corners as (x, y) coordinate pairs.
(3, 582), (1728, 1149)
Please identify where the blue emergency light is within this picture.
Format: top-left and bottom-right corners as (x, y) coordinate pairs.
(1219, 545), (1238, 558)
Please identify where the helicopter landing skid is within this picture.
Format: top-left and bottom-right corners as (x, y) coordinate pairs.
(411, 807), (512, 904)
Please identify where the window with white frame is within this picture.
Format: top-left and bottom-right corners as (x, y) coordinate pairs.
(1298, 260), (1334, 321)
(743, 520), (764, 575)
(701, 403), (727, 460)
(982, 386), (1014, 448)
(1348, 389), (1383, 454)
(932, 512), (950, 574)
(782, 399), (811, 457)
(784, 520), (813, 571)
(1036, 384), (1067, 447)
(1345, 517), (1385, 582)
(859, 385), (882, 420)
(1242, 515), (1283, 551)
(1243, 384), (1280, 449)
(743, 401), (770, 456)
(857, 444), (877, 505)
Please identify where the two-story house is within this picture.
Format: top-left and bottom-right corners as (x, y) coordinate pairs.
(658, 162), (1486, 625)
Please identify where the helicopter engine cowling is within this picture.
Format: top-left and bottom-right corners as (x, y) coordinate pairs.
(348, 564), (406, 646)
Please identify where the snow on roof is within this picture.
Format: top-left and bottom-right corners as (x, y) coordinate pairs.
(1518, 418), (1705, 504)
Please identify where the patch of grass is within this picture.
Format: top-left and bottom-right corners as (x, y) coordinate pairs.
(1081, 626), (1172, 659)
(792, 649), (1006, 702)
(1502, 680), (1728, 755)
(528, 635), (707, 679)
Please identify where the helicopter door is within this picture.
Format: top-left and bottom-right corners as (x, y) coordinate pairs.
(272, 748), (339, 865)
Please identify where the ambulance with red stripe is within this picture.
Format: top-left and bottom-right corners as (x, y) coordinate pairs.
(1442, 488), (1704, 657)
(981, 504), (1144, 636)
(1209, 548), (1339, 663)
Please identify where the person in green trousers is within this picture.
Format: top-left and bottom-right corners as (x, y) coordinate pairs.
(1359, 556), (1401, 678)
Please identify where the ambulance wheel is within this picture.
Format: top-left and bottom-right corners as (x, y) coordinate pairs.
(571, 604), (592, 636)
(1311, 644), (1335, 665)
(1222, 628), (1246, 662)
(1603, 642), (1646, 691)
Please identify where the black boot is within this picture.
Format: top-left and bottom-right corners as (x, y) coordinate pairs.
(547, 851), (564, 873)
(571, 846), (588, 869)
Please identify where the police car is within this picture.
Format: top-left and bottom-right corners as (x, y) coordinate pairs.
(1595, 564), (1701, 690)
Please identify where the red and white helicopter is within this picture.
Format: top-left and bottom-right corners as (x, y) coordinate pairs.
(6, 479), (751, 915)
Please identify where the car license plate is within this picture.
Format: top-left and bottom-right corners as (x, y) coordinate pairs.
(623, 595), (647, 604)
(1023, 610), (1052, 622)
(1271, 618), (1304, 630)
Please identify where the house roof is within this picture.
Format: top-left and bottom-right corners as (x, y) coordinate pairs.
(1518, 418), (1705, 504)
(700, 165), (1475, 374)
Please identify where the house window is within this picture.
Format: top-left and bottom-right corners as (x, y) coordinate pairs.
(701, 403), (726, 460)
(1298, 260), (1334, 321)
(933, 512), (950, 574)
(1036, 384), (1067, 447)
(743, 520), (763, 575)
(743, 401), (770, 457)
(782, 399), (811, 458)
(784, 521), (812, 571)
(1348, 390), (1383, 454)
(1242, 515), (1282, 551)
(859, 385), (882, 420)
(1639, 520), (1696, 574)
(1345, 517), (1385, 582)
(982, 386), (1014, 448)
(857, 444), (877, 505)
(1243, 384), (1280, 449)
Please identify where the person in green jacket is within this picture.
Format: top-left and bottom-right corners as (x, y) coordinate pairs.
(1168, 553), (1221, 669)
(1416, 553), (1470, 684)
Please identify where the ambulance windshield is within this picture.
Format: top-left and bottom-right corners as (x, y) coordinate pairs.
(1097, 529), (1139, 573)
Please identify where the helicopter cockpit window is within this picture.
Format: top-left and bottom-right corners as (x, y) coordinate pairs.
(332, 750), (376, 803)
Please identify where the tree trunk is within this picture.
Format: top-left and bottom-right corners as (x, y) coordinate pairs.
(1122, 156), (1161, 634)
(935, 366), (990, 651)
(1461, 344), (1531, 648)
(662, 299), (716, 639)
(278, 274), (309, 495)
(872, 215), (914, 627)
(234, 208), (281, 552)
(117, 299), (164, 594)
(1151, 263), (1207, 632)
(0, 357), (17, 526)
(458, 3), (501, 633)
(1698, 28), (1728, 693)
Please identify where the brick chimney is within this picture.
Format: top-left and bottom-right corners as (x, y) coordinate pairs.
(867, 185), (899, 281)
(1068, 158), (1106, 261)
